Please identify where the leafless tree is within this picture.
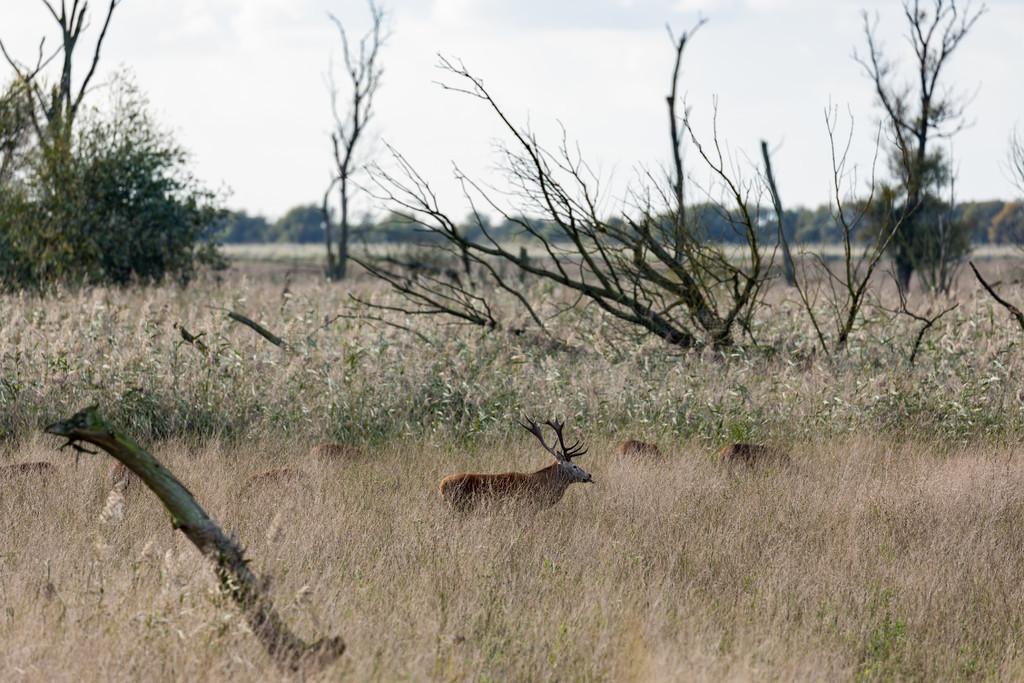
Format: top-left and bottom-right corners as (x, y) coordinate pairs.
(1009, 128), (1024, 197)
(356, 21), (774, 350)
(854, 0), (985, 293)
(325, 1), (389, 281)
(989, 129), (1024, 253)
(921, 146), (963, 295)
(790, 105), (903, 353)
(0, 0), (121, 147)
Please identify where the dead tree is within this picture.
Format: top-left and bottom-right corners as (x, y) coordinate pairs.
(854, 0), (985, 293)
(0, 0), (120, 147)
(45, 406), (345, 672)
(1009, 128), (1024, 198)
(761, 140), (795, 286)
(358, 21), (773, 350)
(325, 0), (388, 280)
(790, 106), (903, 353)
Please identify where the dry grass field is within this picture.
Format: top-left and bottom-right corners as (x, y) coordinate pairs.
(3, 254), (1024, 680)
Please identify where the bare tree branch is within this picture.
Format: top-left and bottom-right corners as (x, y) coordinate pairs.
(71, 0), (119, 120)
(210, 307), (291, 349)
(790, 105), (902, 353)
(893, 285), (958, 366)
(761, 140), (795, 286)
(665, 19), (707, 262)
(970, 260), (1024, 332)
(359, 23), (773, 350)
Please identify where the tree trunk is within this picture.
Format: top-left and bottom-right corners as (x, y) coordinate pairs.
(321, 185), (337, 280)
(895, 250), (913, 293)
(761, 140), (795, 286)
(338, 178), (349, 280)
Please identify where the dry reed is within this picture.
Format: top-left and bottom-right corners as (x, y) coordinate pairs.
(3, 259), (1024, 678)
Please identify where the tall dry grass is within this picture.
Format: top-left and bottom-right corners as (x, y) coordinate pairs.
(2, 257), (1024, 679)
(4, 435), (1024, 679)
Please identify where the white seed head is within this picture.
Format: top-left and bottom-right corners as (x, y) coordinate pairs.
(99, 487), (125, 524)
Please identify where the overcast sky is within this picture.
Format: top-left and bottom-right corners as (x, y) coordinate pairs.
(3, 0), (1020, 221)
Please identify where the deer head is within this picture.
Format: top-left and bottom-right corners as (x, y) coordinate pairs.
(518, 415), (594, 484)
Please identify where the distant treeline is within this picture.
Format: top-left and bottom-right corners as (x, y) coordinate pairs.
(220, 200), (1024, 246)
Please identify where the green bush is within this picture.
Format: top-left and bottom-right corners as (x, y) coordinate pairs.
(0, 72), (224, 291)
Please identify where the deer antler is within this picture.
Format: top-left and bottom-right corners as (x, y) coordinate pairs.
(518, 414), (559, 459)
(518, 415), (587, 461)
(543, 417), (588, 461)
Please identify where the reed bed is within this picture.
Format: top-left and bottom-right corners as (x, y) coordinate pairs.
(2, 258), (1024, 679)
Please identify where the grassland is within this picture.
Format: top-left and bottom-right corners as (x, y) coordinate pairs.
(3, 254), (1024, 680)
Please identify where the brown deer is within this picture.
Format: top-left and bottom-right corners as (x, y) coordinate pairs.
(243, 467), (309, 492)
(311, 443), (364, 460)
(1, 461), (57, 479)
(440, 416), (594, 512)
(718, 443), (791, 469)
(614, 439), (662, 460)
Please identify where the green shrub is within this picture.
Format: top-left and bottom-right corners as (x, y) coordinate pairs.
(0, 72), (224, 291)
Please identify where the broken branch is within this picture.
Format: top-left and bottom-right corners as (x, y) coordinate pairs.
(970, 261), (1024, 332)
(212, 307), (290, 349)
(44, 406), (344, 672)
(173, 322), (208, 353)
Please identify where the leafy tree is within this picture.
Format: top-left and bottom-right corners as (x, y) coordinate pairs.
(988, 201), (1024, 245)
(952, 199), (1005, 243)
(274, 204), (326, 243)
(364, 210), (429, 243)
(792, 204), (840, 243)
(219, 210), (273, 243)
(0, 72), (224, 289)
(0, 1), (224, 290)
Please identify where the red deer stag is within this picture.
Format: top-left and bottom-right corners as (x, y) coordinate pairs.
(615, 439), (661, 460)
(718, 443), (791, 469)
(440, 416), (594, 512)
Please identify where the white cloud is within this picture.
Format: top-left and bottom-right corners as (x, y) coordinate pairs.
(1, 0), (1020, 219)
(430, 0), (484, 28)
(673, 0), (726, 11)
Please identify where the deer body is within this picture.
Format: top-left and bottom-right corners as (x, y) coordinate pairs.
(718, 443), (791, 468)
(243, 467), (309, 493)
(441, 462), (588, 512)
(615, 440), (661, 460)
(1, 461), (56, 479)
(440, 416), (594, 512)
